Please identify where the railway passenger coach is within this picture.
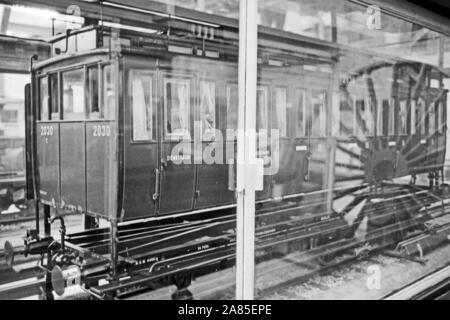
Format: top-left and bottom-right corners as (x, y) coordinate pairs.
(29, 26), (450, 221)
(5, 21), (450, 299)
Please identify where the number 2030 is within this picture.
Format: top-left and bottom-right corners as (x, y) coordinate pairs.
(40, 126), (53, 136)
(93, 125), (111, 137)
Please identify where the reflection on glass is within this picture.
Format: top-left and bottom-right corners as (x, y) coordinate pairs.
(254, 0), (450, 301)
(0, 73), (28, 213)
(226, 84), (238, 133)
(199, 80), (216, 139)
(257, 86), (268, 132)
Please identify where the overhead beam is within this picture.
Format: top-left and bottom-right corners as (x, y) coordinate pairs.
(0, 0), (238, 30)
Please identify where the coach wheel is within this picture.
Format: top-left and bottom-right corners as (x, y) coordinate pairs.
(440, 183), (450, 198)
(4, 241), (15, 269)
(171, 273), (194, 300)
(316, 253), (337, 266)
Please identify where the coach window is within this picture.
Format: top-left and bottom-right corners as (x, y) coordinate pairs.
(437, 100), (444, 134)
(131, 71), (153, 141)
(410, 100), (416, 134)
(418, 97), (426, 135)
(257, 86), (268, 132)
(388, 99), (396, 135)
(164, 78), (190, 139)
(399, 100), (407, 135)
(428, 102), (436, 135)
(367, 99), (376, 136)
(199, 80), (216, 140)
(226, 84), (239, 137)
(88, 66), (99, 119)
(376, 100), (383, 136)
(275, 87), (287, 137)
(311, 90), (326, 137)
(39, 77), (49, 121)
(103, 65), (116, 120)
(295, 88), (306, 137)
(49, 73), (59, 120)
(62, 69), (85, 120)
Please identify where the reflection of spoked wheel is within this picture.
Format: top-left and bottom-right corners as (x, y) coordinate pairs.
(171, 273), (193, 300)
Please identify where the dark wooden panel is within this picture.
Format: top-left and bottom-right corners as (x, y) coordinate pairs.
(86, 121), (116, 217)
(60, 122), (85, 211)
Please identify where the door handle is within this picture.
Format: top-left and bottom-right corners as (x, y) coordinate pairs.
(152, 168), (160, 201)
(161, 158), (168, 171)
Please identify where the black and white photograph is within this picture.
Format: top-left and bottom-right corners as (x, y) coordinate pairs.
(0, 0), (449, 304)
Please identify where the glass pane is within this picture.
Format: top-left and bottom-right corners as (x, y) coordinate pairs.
(62, 69), (84, 120)
(0, 4), (84, 39)
(410, 100), (416, 135)
(226, 84), (239, 134)
(275, 87), (287, 137)
(399, 100), (407, 135)
(0, 73), (29, 215)
(39, 77), (48, 121)
(311, 90), (326, 137)
(164, 79), (190, 139)
(131, 71), (153, 141)
(256, 0), (450, 301)
(295, 89), (305, 137)
(199, 80), (216, 140)
(257, 86), (268, 132)
(49, 73), (59, 120)
(103, 65), (116, 120)
(88, 66), (99, 119)
(418, 97), (426, 135)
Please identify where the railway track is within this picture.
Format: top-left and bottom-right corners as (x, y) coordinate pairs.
(2, 184), (450, 300)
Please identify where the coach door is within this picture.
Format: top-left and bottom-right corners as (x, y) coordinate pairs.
(158, 71), (196, 214)
(287, 86), (310, 195)
(122, 63), (158, 220)
(85, 64), (118, 217)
